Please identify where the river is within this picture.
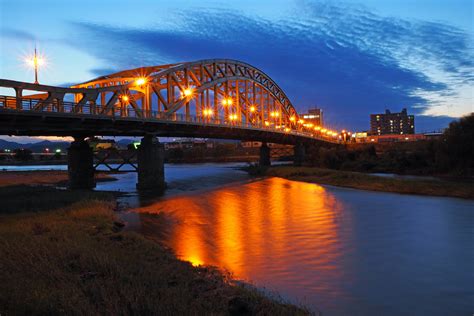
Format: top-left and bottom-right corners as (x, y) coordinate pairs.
(4, 163), (473, 315)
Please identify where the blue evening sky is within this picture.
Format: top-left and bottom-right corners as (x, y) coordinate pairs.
(0, 0), (473, 142)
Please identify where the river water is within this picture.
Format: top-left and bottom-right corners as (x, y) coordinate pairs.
(4, 163), (473, 315)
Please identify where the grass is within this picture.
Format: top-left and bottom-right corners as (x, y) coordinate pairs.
(0, 185), (310, 315)
(265, 166), (474, 199)
(0, 170), (116, 187)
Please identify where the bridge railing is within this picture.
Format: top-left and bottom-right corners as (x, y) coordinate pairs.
(0, 95), (340, 143)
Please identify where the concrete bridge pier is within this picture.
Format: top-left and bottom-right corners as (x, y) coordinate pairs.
(294, 142), (306, 166)
(68, 137), (95, 189)
(259, 142), (271, 167)
(136, 135), (165, 192)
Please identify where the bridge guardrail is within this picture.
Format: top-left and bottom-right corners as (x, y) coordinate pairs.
(0, 95), (340, 143)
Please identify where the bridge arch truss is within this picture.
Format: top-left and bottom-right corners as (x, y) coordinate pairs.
(71, 59), (300, 130)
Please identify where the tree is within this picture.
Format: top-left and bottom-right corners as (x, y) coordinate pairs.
(436, 113), (474, 175)
(14, 149), (33, 161)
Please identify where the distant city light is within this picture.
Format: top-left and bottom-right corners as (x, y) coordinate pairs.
(55, 149), (61, 153)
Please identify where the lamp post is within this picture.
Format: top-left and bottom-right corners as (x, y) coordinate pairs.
(26, 47), (43, 84)
(33, 48), (39, 84)
(33, 47), (39, 84)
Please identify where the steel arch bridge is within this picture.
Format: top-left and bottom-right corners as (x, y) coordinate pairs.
(0, 59), (340, 144)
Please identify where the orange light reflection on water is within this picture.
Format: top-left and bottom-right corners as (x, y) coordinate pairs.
(134, 177), (344, 288)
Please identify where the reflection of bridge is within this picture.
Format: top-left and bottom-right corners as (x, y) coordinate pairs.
(0, 59), (340, 191)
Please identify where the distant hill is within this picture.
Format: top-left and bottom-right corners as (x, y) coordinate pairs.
(0, 139), (23, 150)
(0, 140), (70, 152)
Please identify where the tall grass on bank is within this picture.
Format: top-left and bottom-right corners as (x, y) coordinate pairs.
(0, 188), (310, 315)
(0, 185), (115, 214)
(266, 166), (474, 199)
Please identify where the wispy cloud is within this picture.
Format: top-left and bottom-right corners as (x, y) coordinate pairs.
(68, 1), (473, 130)
(1, 28), (37, 41)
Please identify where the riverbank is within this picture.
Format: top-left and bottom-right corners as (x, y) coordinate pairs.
(252, 166), (474, 199)
(0, 176), (309, 314)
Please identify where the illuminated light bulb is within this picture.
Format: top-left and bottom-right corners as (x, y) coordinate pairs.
(183, 88), (193, 97)
(285, 128), (290, 132)
(121, 95), (129, 102)
(249, 106), (256, 112)
(135, 77), (147, 86)
(289, 116), (296, 122)
(203, 108), (214, 116)
(264, 121), (270, 126)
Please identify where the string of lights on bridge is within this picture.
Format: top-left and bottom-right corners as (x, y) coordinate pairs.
(121, 76), (351, 141)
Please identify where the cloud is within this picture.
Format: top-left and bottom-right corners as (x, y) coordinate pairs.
(69, 1), (473, 130)
(1, 28), (37, 41)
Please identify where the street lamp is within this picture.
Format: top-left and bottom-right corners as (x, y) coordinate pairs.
(25, 47), (44, 84)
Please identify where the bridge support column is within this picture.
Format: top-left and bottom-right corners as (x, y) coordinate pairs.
(68, 137), (95, 189)
(137, 135), (165, 192)
(259, 142), (271, 167)
(294, 142), (306, 166)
